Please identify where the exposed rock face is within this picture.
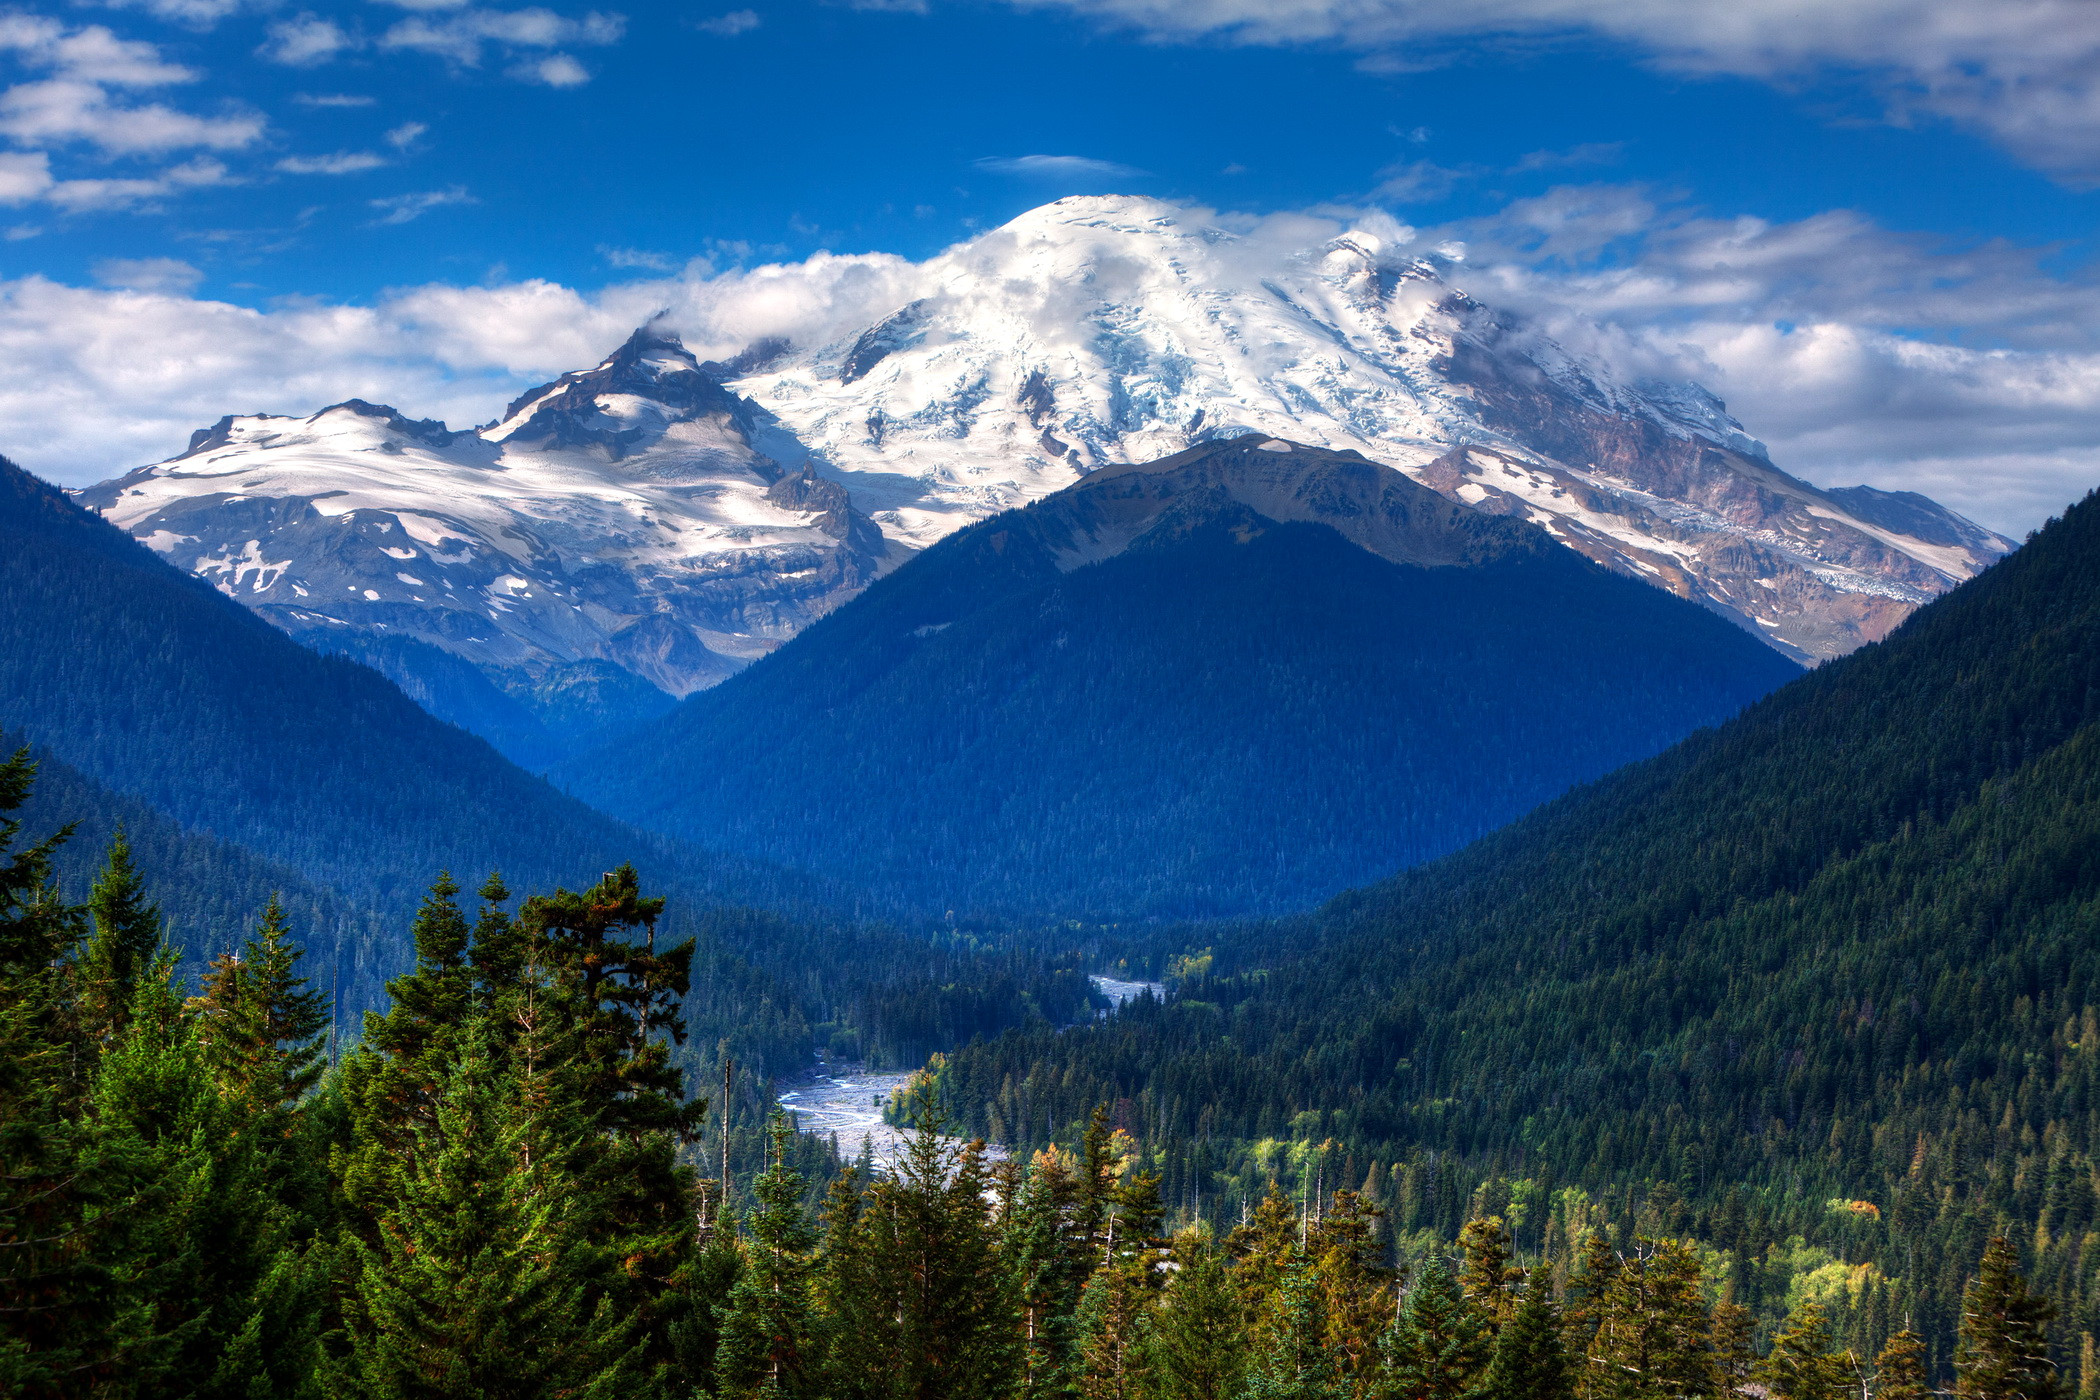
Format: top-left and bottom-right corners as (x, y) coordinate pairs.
(76, 329), (891, 754)
(734, 195), (2011, 662)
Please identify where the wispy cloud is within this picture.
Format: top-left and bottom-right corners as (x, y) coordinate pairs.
(368, 185), (475, 224)
(0, 18), (263, 157)
(1510, 142), (1625, 174)
(294, 92), (376, 108)
(92, 256), (201, 292)
(258, 15), (359, 67)
(380, 7), (625, 77)
(1001, 0), (2100, 185)
(973, 154), (1149, 179)
(600, 245), (678, 271)
(277, 151), (387, 175)
(696, 9), (761, 35)
(385, 121), (427, 150)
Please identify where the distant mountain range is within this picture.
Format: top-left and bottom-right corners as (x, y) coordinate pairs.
(74, 197), (2007, 767)
(561, 435), (1802, 918)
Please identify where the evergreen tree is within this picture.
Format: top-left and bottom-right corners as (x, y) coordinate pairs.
(1312, 1191), (1394, 1381)
(1956, 1238), (2066, 1400)
(813, 1167), (881, 1400)
(332, 1023), (640, 1400)
(1755, 1302), (1857, 1400)
(1710, 1302), (1758, 1400)
(1378, 1256), (1488, 1400)
(0, 749), (101, 1394)
(1230, 1185), (1305, 1330)
(1134, 1228), (1244, 1400)
(857, 1081), (1014, 1400)
(1476, 1283), (1573, 1400)
(1457, 1217), (1520, 1331)
(74, 829), (162, 1049)
(717, 1110), (821, 1400)
(1875, 1328), (1931, 1400)
(190, 895), (328, 1123)
(94, 957), (322, 1400)
(1244, 1258), (1345, 1400)
(1005, 1146), (1086, 1399)
(1582, 1240), (1713, 1400)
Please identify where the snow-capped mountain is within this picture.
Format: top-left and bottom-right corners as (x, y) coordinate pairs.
(78, 328), (889, 750)
(735, 195), (2010, 661)
(75, 195), (2011, 764)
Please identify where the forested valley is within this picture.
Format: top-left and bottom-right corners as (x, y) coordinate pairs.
(2, 745), (2077, 1400)
(5, 429), (2094, 1399)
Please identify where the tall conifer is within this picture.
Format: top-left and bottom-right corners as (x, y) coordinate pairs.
(1957, 1237), (2066, 1400)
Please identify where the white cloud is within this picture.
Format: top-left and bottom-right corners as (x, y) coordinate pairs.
(277, 150), (387, 175)
(696, 9), (761, 35)
(44, 154), (233, 211)
(0, 197), (2094, 536)
(259, 15), (359, 67)
(294, 92), (377, 107)
(973, 154), (1149, 179)
(385, 121), (427, 149)
(92, 256), (201, 291)
(0, 18), (191, 86)
(380, 8), (624, 69)
(96, 0), (251, 26)
(0, 151), (51, 203)
(0, 80), (264, 155)
(367, 185), (475, 224)
(1400, 184), (2100, 532)
(600, 245), (677, 271)
(0, 21), (262, 161)
(1002, 0), (2100, 183)
(511, 52), (590, 85)
(1371, 158), (1470, 203)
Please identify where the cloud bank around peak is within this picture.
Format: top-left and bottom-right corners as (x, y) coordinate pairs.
(2, 195), (2096, 537)
(1004, 0), (2100, 184)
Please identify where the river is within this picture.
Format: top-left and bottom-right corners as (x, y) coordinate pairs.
(777, 973), (1164, 1171)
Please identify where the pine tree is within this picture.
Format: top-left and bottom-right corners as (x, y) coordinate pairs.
(333, 1022), (640, 1400)
(0, 749), (101, 1394)
(1875, 1328), (1931, 1400)
(1957, 1237), (2066, 1400)
(1755, 1302), (1857, 1400)
(855, 1080), (1014, 1400)
(1710, 1301), (1758, 1400)
(74, 829), (162, 1049)
(190, 895), (327, 1124)
(1134, 1227), (1244, 1400)
(1230, 1184), (1305, 1329)
(94, 957), (322, 1400)
(1005, 1146), (1086, 1399)
(1080, 1163), (1168, 1400)
(1244, 1257), (1345, 1400)
(717, 1110), (821, 1400)
(1312, 1190), (1395, 1383)
(813, 1167), (882, 1400)
(1378, 1256), (1489, 1400)
(1583, 1239), (1714, 1400)
(1476, 1282), (1574, 1400)
(1458, 1217), (1520, 1331)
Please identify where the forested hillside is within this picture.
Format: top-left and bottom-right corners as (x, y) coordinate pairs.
(5, 766), (2071, 1399)
(928, 488), (2100, 1380)
(570, 439), (1798, 918)
(0, 456), (1093, 1061)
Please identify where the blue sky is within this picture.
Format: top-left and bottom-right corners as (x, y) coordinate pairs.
(9, 0), (2094, 301)
(3, 0), (2100, 531)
